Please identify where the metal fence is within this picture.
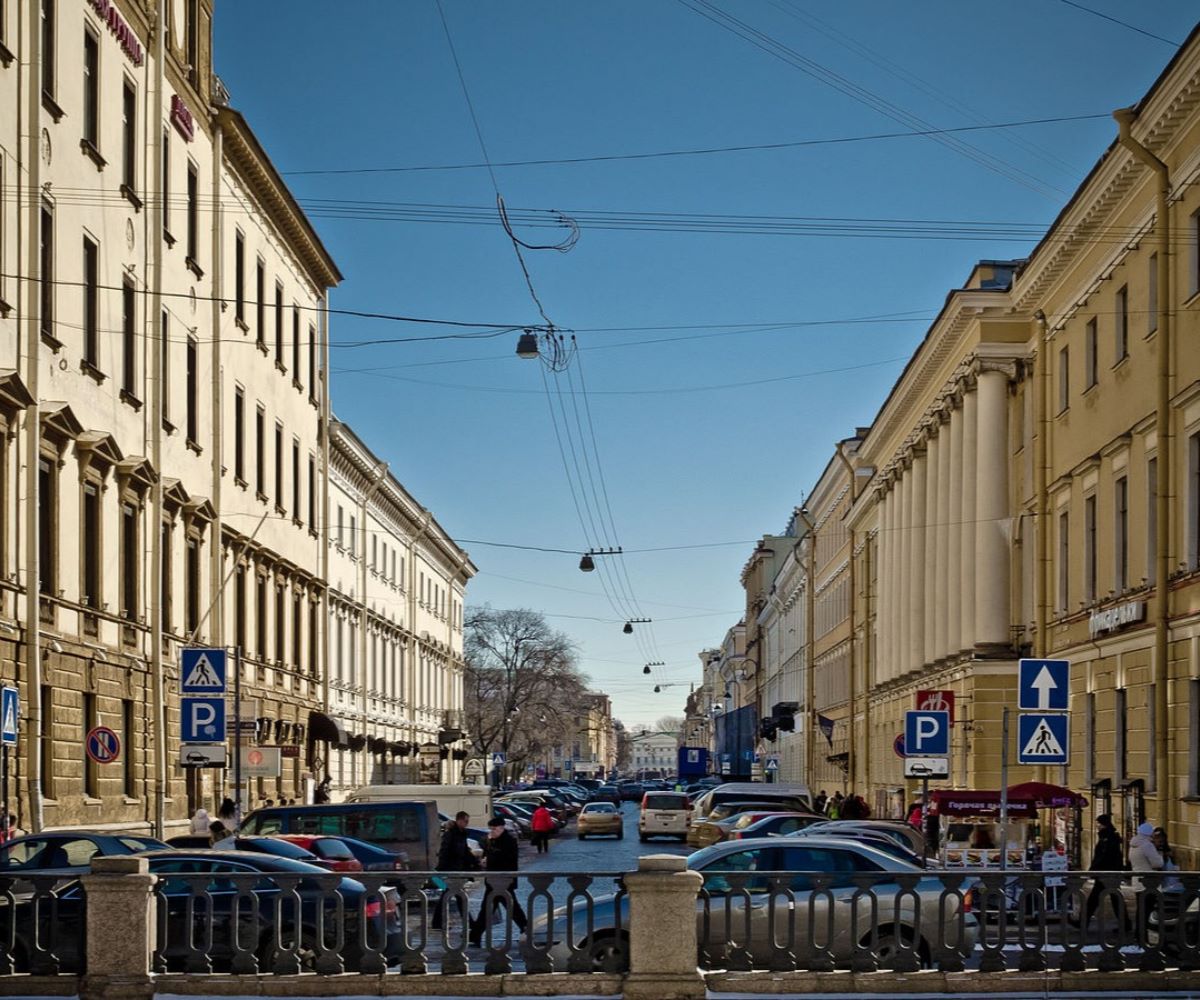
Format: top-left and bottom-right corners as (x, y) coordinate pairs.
(0, 874), (87, 975)
(696, 869), (1200, 973)
(150, 869), (627, 976)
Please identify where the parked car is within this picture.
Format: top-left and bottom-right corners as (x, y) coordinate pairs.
(588, 785), (622, 806)
(728, 812), (825, 840)
(492, 802), (534, 837)
(788, 825), (924, 866)
(689, 801), (813, 848)
(273, 835), (365, 872)
(0, 832), (169, 874)
(802, 820), (926, 857)
(618, 783), (645, 802)
(330, 835), (408, 872)
(5, 850), (402, 973)
(577, 803), (623, 840)
(639, 791), (691, 842)
(535, 836), (977, 970)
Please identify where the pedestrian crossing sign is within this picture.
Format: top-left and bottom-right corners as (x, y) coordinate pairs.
(1017, 713), (1069, 765)
(180, 648), (227, 694)
(0, 687), (17, 747)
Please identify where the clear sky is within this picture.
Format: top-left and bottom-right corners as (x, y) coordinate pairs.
(214, 1), (1196, 728)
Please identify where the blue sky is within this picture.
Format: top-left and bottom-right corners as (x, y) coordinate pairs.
(214, 2), (1196, 728)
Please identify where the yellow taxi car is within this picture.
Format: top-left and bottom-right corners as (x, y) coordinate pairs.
(576, 802), (624, 840)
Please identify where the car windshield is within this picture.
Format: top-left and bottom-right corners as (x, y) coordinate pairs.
(238, 838), (318, 860)
(644, 794), (687, 810)
(311, 839), (355, 860)
(584, 804), (615, 814)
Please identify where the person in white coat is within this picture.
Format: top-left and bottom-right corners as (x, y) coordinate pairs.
(1129, 821), (1164, 874)
(189, 807), (211, 835)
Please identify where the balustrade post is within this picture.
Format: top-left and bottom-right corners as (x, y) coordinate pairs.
(79, 856), (157, 1000)
(624, 854), (704, 999)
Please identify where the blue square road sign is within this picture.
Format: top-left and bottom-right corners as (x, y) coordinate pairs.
(181, 697), (226, 743)
(904, 710), (950, 757)
(1017, 713), (1069, 765)
(1, 687), (18, 747)
(181, 648), (227, 694)
(1018, 658), (1069, 712)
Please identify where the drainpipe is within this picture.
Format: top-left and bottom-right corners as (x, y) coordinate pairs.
(835, 443), (858, 793)
(1034, 311), (1050, 660)
(209, 119), (226, 802)
(794, 507), (817, 790)
(23, 0), (44, 834)
(1113, 107), (1171, 830)
(320, 293), (331, 778)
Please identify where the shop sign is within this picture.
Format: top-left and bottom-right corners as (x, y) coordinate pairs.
(86, 0), (145, 66)
(1088, 600), (1146, 638)
(915, 689), (955, 724)
(171, 95), (195, 142)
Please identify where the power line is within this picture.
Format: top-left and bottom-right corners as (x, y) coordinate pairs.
(278, 113), (1110, 176)
(1054, 0), (1181, 46)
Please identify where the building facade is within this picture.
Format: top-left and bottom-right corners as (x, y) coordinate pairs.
(628, 730), (678, 778)
(0, 0), (471, 832)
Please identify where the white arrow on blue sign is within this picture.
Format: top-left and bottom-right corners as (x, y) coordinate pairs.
(181, 648), (227, 694)
(1, 687), (18, 747)
(904, 710), (950, 757)
(1017, 713), (1070, 765)
(1018, 658), (1070, 712)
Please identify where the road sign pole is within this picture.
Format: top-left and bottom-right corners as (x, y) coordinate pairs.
(920, 776), (929, 869)
(234, 646), (243, 824)
(2, 745), (8, 838)
(1000, 706), (1010, 872)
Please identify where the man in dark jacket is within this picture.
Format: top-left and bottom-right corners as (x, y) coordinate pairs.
(469, 818), (528, 947)
(1085, 813), (1125, 927)
(432, 812), (480, 930)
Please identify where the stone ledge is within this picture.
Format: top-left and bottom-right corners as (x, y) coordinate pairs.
(153, 972), (623, 997)
(0, 976), (77, 997)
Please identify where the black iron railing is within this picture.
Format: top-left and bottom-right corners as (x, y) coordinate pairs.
(0, 874), (87, 975)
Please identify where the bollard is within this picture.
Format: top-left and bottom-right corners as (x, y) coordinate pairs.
(79, 855), (157, 1000)
(623, 854), (704, 1000)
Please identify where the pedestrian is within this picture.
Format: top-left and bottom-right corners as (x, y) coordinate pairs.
(1152, 827), (1183, 894)
(314, 776), (332, 804)
(1085, 813), (1126, 927)
(432, 812), (480, 930)
(530, 803), (555, 854)
(826, 792), (843, 819)
(189, 807), (211, 835)
(217, 797), (237, 832)
(5, 815), (24, 841)
(262, 798), (274, 809)
(469, 818), (528, 947)
(1128, 820), (1163, 877)
(814, 790), (828, 816)
(906, 796), (923, 830)
(209, 820), (229, 847)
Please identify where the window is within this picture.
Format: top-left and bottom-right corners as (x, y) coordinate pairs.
(292, 440), (300, 522)
(1148, 683), (1157, 793)
(1190, 680), (1200, 797)
(234, 563), (246, 649)
(40, 686), (53, 800)
(234, 231), (245, 324)
(308, 323), (317, 399)
(1147, 456), (1158, 583)
(1115, 687), (1127, 782)
(162, 130), (171, 241)
(82, 31), (99, 147)
(1084, 318), (1097, 388)
(1114, 476), (1128, 592)
(254, 407), (266, 498)
(307, 456), (316, 529)
(1084, 495), (1096, 604)
(161, 520), (173, 632)
(1191, 432), (1200, 570)
(255, 573), (267, 658)
(233, 388), (245, 483)
(308, 598), (319, 675)
(255, 260), (265, 348)
(121, 279), (136, 395)
(160, 310), (170, 427)
(1114, 285), (1128, 362)
(1192, 210), (1200, 299)
(274, 584), (285, 664)
(121, 501), (138, 620)
(1057, 509), (1069, 613)
(186, 162), (198, 263)
(185, 0), (198, 87)
(372, 535), (377, 571)
(122, 699), (135, 796)
(292, 306), (301, 386)
(121, 80), (136, 193)
(337, 505), (344, 548)
(40, 203), (53, 341)
(41, 0), (56, 101)
(185, 535), (200, 637)
(185, 336), (198, 445)
(349, 515), (356, 558)
(1148, 254), (1158, 334)
(274, 423), (284, 510)
(1057, 346), (1069, 412)
(83, 692), (97, 798)
(82, 482), (101, 610)
(1085, 691), (1096, 786)
(38, 457), (56, 596)
(82, 236), (99, 367)
(274, 282), (284, 366)
(292, 591), (302, 670)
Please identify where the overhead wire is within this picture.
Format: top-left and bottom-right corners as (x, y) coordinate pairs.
(1053, 0), (1182, 47)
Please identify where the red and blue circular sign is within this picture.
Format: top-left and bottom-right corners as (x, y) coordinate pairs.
(893, 733), (906, 759)
(86, 726), (121, 764)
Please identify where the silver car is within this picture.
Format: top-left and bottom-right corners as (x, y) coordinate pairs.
(538, 835), (977, 970)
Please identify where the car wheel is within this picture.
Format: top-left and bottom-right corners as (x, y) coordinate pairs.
(616, 831), (623, 840)
(578, 833), (586, 841)
(259, 930), (319, 973)
(584, 931), (629, 972)
(873, 929), (927, 969)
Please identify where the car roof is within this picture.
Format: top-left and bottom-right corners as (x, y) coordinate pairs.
(693, 834), (921, 870)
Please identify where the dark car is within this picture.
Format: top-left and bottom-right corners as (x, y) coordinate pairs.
(211, 835), (323, 863)
(589, 785), (621, 805)
(332, 835), (408, 872)
(0, 832), (169, 874)
(4, 850), (401, 973)
(619, 783), (645, 802)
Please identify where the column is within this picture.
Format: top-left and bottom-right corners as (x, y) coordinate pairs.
(935, 411), (952, 660)
(947, 401), (964, 655)
(876, 488), (890, 682)
(923, 431), (939, 668)
(885, 484), (898, 682)
(975, 362), (1011, 648)
(960, 385), (978, 647)
(625, 855), (705, 999)
(902, 465), (907, 672)
(907, 449), (926, 673)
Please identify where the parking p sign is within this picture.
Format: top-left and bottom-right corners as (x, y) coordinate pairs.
(904, 710), (950, 757)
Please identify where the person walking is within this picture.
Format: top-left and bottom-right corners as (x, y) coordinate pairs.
(1152, 827), (1183, 895)
(469, 818), (528, 947)
(826, 792), (843, 820)
(189, 807), (211, 835)
(813, 791), (828, 816)
(314, 776), (332, 804)
(1128, 821), (1163, 878)
(208, 820), (229, 846)
(432, 812), (480, 930)
(218, 797), (238, 832)
(1085, 813), (1125, 927)
(530, 804), (555, 854)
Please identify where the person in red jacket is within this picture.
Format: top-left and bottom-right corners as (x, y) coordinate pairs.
(530, 804), (555, 854)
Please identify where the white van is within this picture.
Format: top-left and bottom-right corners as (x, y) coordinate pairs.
(346, 784), (493, 828)
(639, 790), (691, 841)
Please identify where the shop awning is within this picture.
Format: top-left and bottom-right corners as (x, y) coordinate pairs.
(1006, 781), (1088, 809)
(308, 711), (350, 748)
(929, 790), (1038, 818)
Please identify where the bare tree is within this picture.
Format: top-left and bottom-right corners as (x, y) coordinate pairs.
(464, 607), (590, 776)
(652, 715), (686, 734)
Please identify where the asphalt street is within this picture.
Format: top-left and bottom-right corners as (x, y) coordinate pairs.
(520, 801), (689, 875)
